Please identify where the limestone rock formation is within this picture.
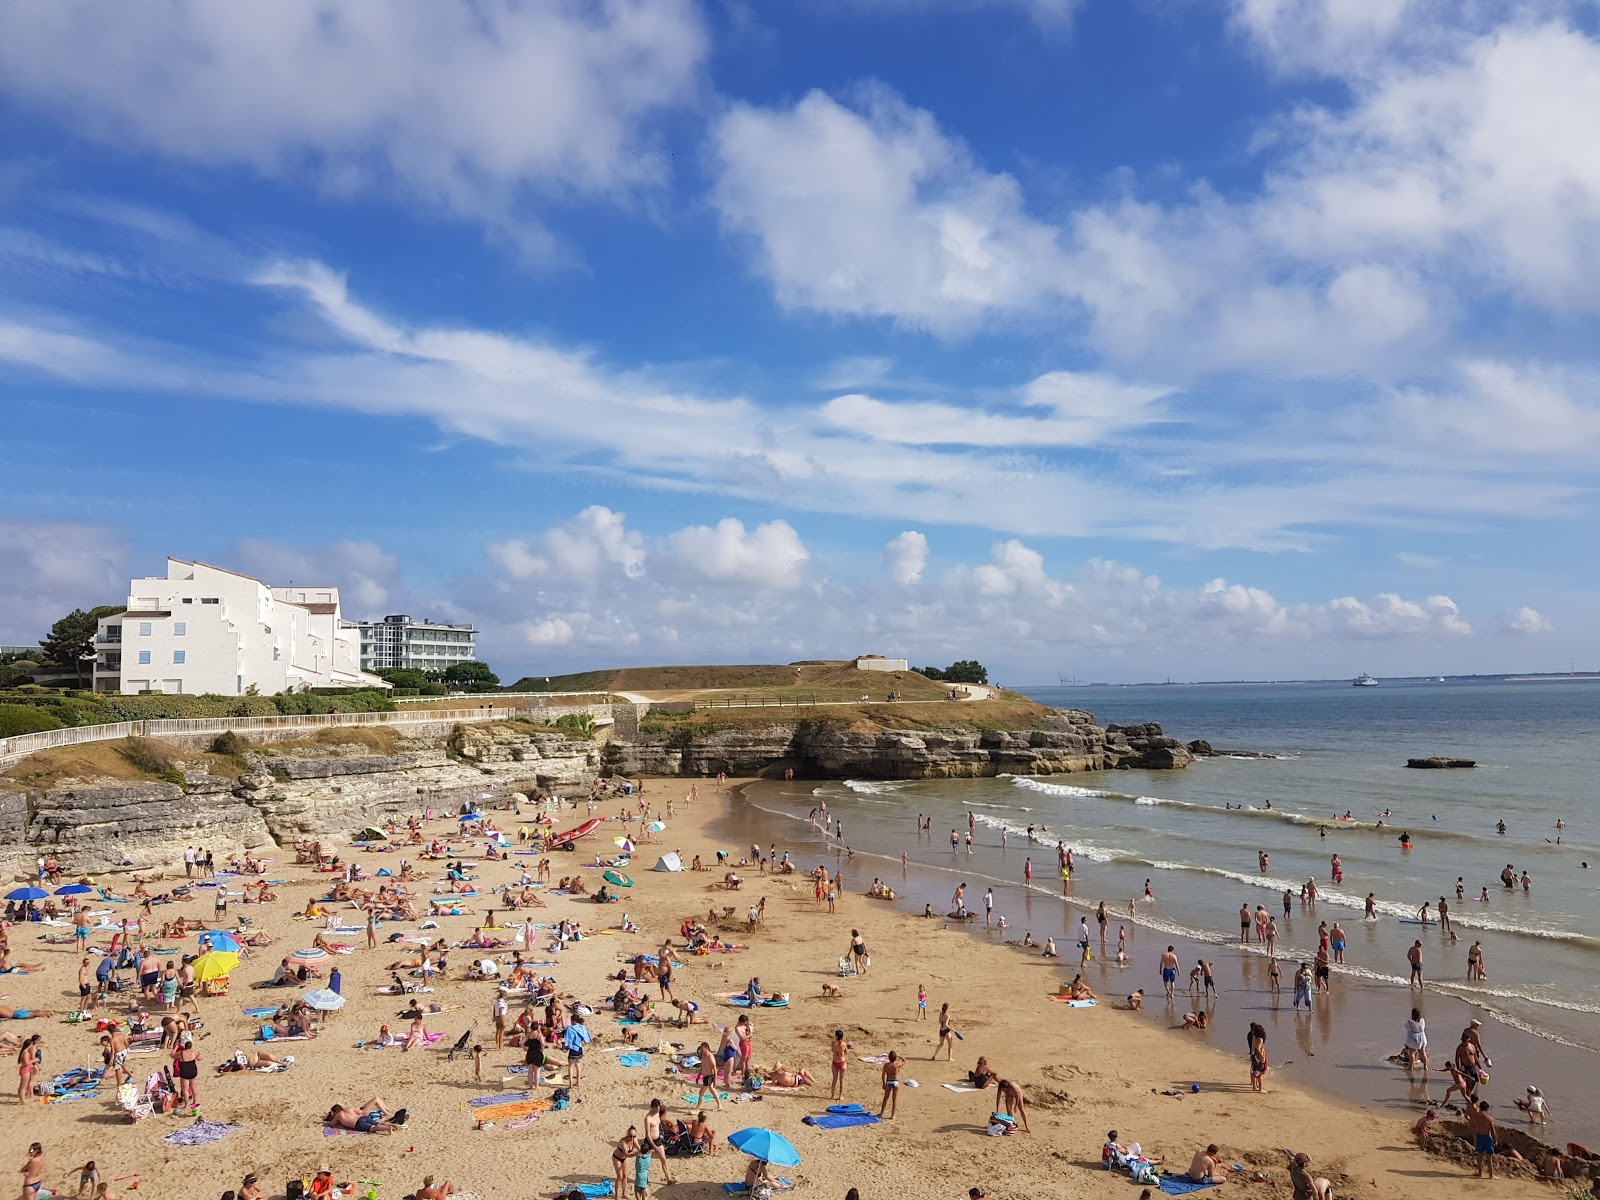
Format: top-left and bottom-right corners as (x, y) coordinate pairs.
(1405, 757), (1476, 769)
(1104, 723), (1195, 770)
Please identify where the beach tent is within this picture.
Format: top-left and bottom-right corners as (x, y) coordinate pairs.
(652, 852), (683, 873)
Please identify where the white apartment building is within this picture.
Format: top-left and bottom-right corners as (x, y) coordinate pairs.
(354, 614), (476, 675)
(93, 559), (391, 695)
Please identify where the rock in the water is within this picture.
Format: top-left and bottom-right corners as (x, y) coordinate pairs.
(1186, 739), (1215, 756)
(1405, 757), (1476, 769)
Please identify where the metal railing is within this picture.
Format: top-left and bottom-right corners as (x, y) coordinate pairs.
(391, 691), (612, 704)
(0, 703), (620, 768)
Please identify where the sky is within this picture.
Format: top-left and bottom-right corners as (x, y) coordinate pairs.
(1, 0), (1597, 684)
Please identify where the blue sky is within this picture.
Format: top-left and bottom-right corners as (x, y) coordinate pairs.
(1, 0), (1597, 683)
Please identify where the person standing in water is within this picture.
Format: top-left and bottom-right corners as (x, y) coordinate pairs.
(1329, 921), (1347, 964)
(1407, 940), (1425, 989)
(1160, 946), (1180, 998)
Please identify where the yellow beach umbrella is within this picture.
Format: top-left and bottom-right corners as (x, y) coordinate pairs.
(191, 949), (240, 982)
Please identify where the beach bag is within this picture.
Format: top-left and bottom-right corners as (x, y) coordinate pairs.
(1129, 1161), (1157, 1186)
(551, 1087), (570, 1111)
(286, 1181), (306, 1200)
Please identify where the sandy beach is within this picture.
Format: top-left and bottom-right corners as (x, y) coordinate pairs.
(1, 780), (1573, 1200)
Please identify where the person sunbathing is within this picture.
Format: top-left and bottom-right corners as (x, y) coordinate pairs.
(416, 1174), (455, 1199)
(569, 877), (589, 895)
(765, 1062), (814, 1088)
(217, 1049), (288, 1071)
(325, 1097), (406, 1133)
(688, 1112), (718, 1154)
(0, 1005), (52, 1020)
(967, 1056), (1000, 1088)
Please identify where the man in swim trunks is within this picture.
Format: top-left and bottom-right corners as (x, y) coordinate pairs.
(1240, 904), (1252, 943)
(1466, 1101), (1497, 1178)
(1160, 947), (1179, 999)
(1329, 922), (1346, 964)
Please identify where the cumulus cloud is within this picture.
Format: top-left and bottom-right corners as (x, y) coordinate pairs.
(0, 1), (706, 256)
(666, 518), (810, 590)
(487, 506), (647, 583)
(1326, 592), (1471, 638)
(884, 531), (929, 585)
(1506, 606), (1553, 635)
(231, 538), (399, 614)
(0, 519), (130, 643)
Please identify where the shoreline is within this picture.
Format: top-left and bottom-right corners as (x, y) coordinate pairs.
(0, 778), (1575, 1199)
(726, 778), (1600, 1146)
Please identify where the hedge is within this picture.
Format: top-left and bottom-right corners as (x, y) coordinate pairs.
(0, 690), (396, 727)
(0, 704), (63, 736)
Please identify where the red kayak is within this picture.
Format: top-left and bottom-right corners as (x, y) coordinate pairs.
(548, 817), (603, 848)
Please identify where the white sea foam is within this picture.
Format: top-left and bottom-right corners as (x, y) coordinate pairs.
(842, 779), (908, 796)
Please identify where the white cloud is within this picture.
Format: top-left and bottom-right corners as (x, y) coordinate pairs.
(884, 531), (929, 585)
(712, 88), (1068, 334)
(521, 618), (577, 648)
(1228, 0), (1425, 74)
(231, 538), (400, 614)
(1506, 606), (1554, 635)
(0, 519), (130, 644)
(487, 506), (647, 583)
(666, 518), (810, 590)
(0, 1), (706, 256)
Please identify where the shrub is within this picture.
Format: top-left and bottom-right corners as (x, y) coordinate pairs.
(0, 704), (63, 736)
(554, 712), (596, 738)
(117, 737), (187, 786)
(210, 731), (250, 756)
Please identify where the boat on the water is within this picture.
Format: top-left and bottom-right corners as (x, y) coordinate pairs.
(1353, 673), (1378, 687)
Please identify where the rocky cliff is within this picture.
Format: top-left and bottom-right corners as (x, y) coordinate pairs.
(603, 710), (1193, 779)
(0, 725), (601, 877)
(0, 712), (1193, 875)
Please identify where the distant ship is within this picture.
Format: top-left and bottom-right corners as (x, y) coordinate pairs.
(1353, 673), (1378, 687)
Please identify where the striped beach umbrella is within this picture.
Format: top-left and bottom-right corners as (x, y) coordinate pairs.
(290, 947), (330, 965)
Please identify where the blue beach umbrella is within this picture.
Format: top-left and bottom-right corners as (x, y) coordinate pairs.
(55, 884), (94, 896)
(727, 1128), (801, 1167)
(199, 931), (242, 952)
(457, 813), (480, 823)
(5, 887), (48, 901)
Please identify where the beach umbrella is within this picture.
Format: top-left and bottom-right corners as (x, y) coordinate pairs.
(602, 870), (633, 888)
(191, 950), (240, 982)
(4, 887), (48, 901)
(290, 947), (330, 965)
(727, 1128), (801, 1168)
(302, 988), (346, 1012)
(648, 821), (666, 833)
(354, 827), (388, 842)
(198, 931), (241, 953)
(457, 813), (480, 823)
(54, 883), (93, 896)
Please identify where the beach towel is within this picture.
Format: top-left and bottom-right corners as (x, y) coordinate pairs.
(570, 1185), (614, 1198)
(681, 1092), (730, 1104)
(1157, 1179), (1217, 1196)
(941, 1083), (982, 1093)
(617, 1052), (650, 1068)
(856, 1054), (890, 1064)
(163, 1120), (242, 1146)
(468, 1090), (531, 1108)
(323, 1125), (366, 1137)
(721, 1180), (794, 1195)
(802, 1112), (881, 1130)
(1050, 996), (1097, 1006)
(243, 1007), (279, 1018)
(470, 1099), (551, 1124)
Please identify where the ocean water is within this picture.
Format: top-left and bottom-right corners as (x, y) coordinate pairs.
(728, 678), (1600, 1139)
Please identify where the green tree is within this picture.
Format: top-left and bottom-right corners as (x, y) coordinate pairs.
(38, 605), (123, 687)
(443, 660), (500, 692)
(917, 665), (946, 681)
(376, 668), (430, 690)
(943, 659), (989, 684)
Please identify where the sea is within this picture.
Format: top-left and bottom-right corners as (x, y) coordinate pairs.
(722, 678), (1600, 1143)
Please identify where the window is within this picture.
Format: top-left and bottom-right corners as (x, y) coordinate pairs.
(173, 650), (186, 664)
(201, 597), (220, 605)
(138, 651), (151, 665)
(138, 622), (152, 637)
(173, 622), (186, 636)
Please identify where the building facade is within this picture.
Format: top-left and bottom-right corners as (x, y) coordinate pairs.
(354, 614), (476, 674)
(93, 559), (391, 695)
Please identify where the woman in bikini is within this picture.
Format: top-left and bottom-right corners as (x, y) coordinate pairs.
(934, 1003), (955, 1060)
(612, 1127), (641, 1199)
(694, 1041), (723, 1110)
(878, 1051), (903, 1119)
(17, 1034), (41, 1105)
(830, 1029), (849, 1100)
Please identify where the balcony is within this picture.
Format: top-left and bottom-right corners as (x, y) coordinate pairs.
(96, 635), (123, 645)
